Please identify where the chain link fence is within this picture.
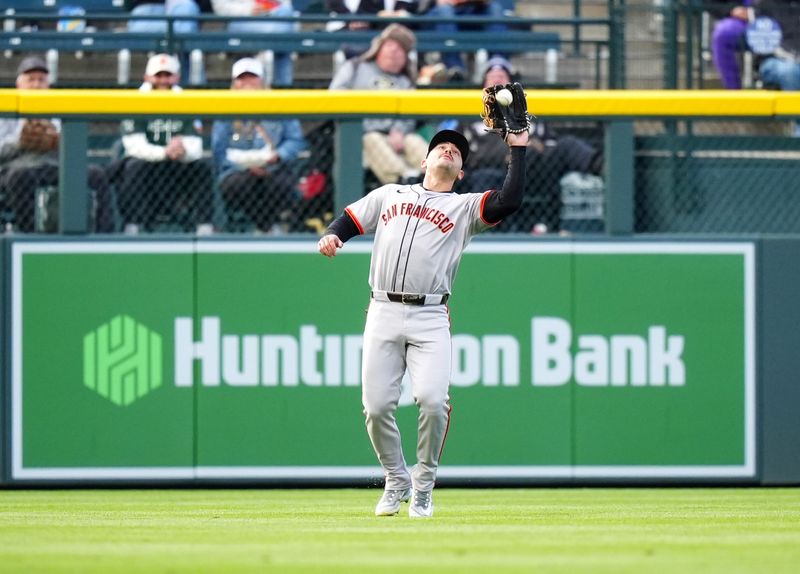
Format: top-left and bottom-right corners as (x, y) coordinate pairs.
(0, 117), (337, 235)
(3, 114), (800, 236)
(634, 119), (800, 234)
(0, 116), (604, 236)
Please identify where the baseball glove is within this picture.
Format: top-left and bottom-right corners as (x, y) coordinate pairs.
(481, 82), (530, 139)
(18, 119), (59, 154)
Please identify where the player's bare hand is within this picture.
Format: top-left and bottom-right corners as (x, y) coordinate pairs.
(318, 234), (343, 257)
(388, 128), (405, 153)
(165, 137), (186, 160)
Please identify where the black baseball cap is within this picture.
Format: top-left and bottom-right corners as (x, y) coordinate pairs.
(427, 129), (470, 164)
(17, 56), (48, 76)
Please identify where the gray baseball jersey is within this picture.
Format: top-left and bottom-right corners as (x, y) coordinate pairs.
(345, 183), (494, 295)
(324, 136), (525, 514)
(346, 182), (494, 498)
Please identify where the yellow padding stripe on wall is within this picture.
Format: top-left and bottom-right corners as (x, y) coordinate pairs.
(1, 89), (798, 117)
(773, 93), (800, 115)
(0, 91), (18, 113)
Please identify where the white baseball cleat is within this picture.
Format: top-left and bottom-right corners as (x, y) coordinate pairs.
(408, 489), (434, 518)
(375, 488), (412, 516)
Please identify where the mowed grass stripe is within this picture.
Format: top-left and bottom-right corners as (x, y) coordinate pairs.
(0, 488), (798, 573)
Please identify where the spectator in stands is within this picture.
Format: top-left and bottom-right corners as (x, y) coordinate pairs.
(710, 2), (751, 89)
(125, 0), (207, 85)
(710, 0), (800, 91)
(325, 0), (417, 57)
(423, 0), (510, 80)
(754, 2), (800, 87)
(760, 49), (800, 91)
(212, 57), (307, 233)
(329, 23), (428, 185)
(756, 2), (800, 135)
(126, 0), (203, 34)
(211, 0), (296, 87)
(115, 53), (213, 232)
(0, 56), (111, 233)
(444, 57), (602, 232)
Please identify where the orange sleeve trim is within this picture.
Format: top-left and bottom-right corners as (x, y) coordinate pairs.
(478, 190), (499, 227)
(345, 207), (365, 235)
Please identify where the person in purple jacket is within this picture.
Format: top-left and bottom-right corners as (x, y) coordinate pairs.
(711, 2), (752, 89)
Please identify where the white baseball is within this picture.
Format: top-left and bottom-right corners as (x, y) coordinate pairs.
(495, 88), (513, 106)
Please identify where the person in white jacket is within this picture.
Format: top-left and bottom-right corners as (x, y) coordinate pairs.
(117, 53), (213, 232)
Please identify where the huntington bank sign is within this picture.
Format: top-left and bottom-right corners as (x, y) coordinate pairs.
(82, 315), (688, 407)
(11, 241), (756, 481)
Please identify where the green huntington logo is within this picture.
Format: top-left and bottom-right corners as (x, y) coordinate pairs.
(83, 315), (163, 406)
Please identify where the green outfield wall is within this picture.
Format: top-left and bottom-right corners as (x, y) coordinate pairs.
(3, 237), (797, 486)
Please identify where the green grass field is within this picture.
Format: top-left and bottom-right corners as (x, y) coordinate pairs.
(1, 488), (798, 573)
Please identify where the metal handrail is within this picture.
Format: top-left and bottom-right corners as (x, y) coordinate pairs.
(2, 11), (614, 87)
(3, 12), (612, 27)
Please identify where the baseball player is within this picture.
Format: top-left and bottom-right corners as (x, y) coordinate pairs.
(319, 127), (528, 518)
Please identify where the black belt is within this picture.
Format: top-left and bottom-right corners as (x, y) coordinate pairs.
(371, 291), (450, 306)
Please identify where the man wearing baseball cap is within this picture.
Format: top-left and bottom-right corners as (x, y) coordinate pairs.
(318, 126), (528, 518)
(210, 0), (296, 87)
(16, 55), (50, 80)
(141, 53), (182, 91)
(426, 129), (470, 164)
(0, 55), (111, 232)
(125, 0), (202, 81)
(114, 53), (212, 232)
(329, 24), (429, 186)
(211, 57), (306, 233)
(230, 57), (265, 86)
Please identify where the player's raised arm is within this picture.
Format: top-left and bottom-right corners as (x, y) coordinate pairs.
(479, 82), (531, 224)
(481, 130), (528, 224)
